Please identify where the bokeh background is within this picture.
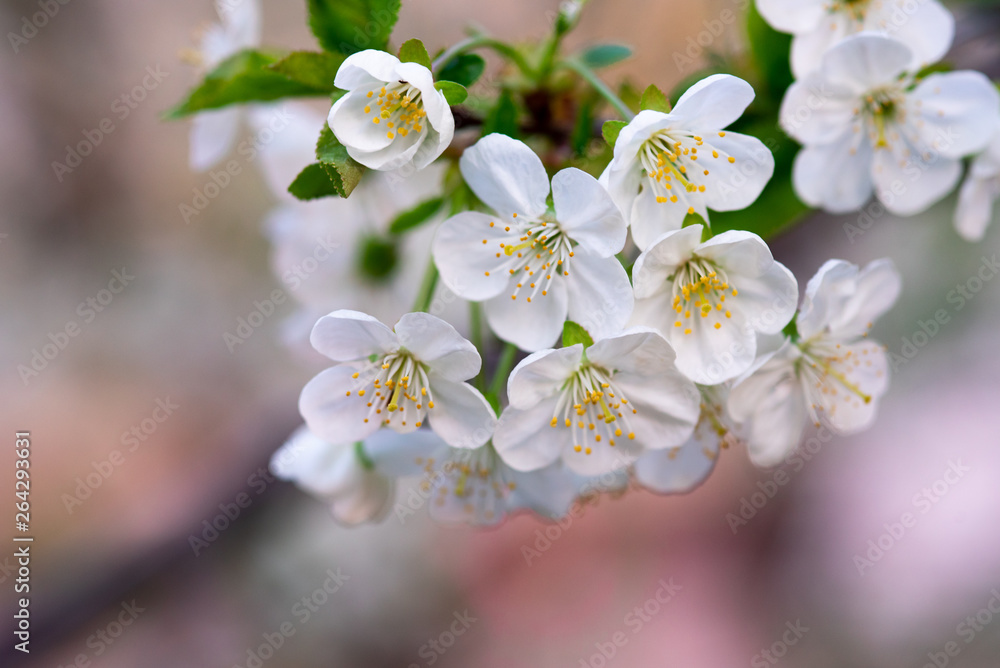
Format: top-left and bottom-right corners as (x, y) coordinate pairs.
(2, 0), (1000, 666)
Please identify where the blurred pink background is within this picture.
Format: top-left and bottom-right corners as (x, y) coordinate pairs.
(2, 0), (1000, 666)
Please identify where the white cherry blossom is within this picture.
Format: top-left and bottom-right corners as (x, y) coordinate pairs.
(493, 329), (700, 476)
(374, 437), (582, 527)
(329, 50), (454, 171)
(600, 75), (774, 250)
(728, 259), (901, 467)
(955, 121), (1000, 241)
(187, 0), (262, 171)
(757, 0), (955, 78)
(433, 133), (631, 351)
(629, 224), (798, 385)
(270, 425), (395, 526)
(299, 310), (495, 449)
(781, 33), (1000, 216)
(633, 386), (738, 494)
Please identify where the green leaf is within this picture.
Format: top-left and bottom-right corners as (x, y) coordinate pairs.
(562, 321), (594, 349)
(434, 80), (468, 105)
(288, 163), (342, 200)
(268, 51), (344, 91)
(746, 2), (793, 98)
(388, 197), (444, 235)
(618, 80), (642, 114)
(398, 38), (432, 69)
(307, 0), (401, 55)
(602, 120), (626, 148)
(682, 211), (707, 230)
(437, 53), (486, 87)
(483, 89), (520, 138)
(167, 49), (328, 118)
(571, 97), (596, 156)
(579, 43), (632, 69)
(639, 84), (671, 113)
(315, 124), (366, 198)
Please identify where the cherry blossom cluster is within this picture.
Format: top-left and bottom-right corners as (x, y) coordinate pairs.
(173, 0), (995, 528)
(759, 0), (1000, 239)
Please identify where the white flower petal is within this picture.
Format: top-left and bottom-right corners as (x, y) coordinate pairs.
(612, 367), (700, 450)
(820, 33), (912, 94)
(745, 372), (808, 468)
(672, 74), (756, 131)
(493, 397), (569, 471)
(310, 310), (398, 362)
(506, 463), (581, 519)
(299, 366), (381, 444)
(629, 180), (695, 250)
(631, 226), (703, 299)
(412, 121), (453, 170)
(628, 292), (676, 337)
(561, 433), (642, 476)
(586, 328), (677, 376)
(433, 211), (519, 302)
(799, 258), (901, 341)
(329, 89), (396, 153)
(792, 139), (874, 213)
(393, 312), (480, 381)
(551, 168), (626, 257)
(955, 169), (999, 242)
(809, 341), (889, 434)
(565, 250), (634, 342)
(459, 134), (550, 219)
(696, 229), (774, 277)
(484, 277), (569, 352)
(346, 121), (428, 171)
(217, 0), (261, 50)
(363, 428), (447, 477)
(633, 435), (719, 495)
(871, 142), (961, 216)
(876, 0), (954, 71)
(699, 132), (775, 212)
(790, 14), (853, 79)
(425, 376), (496, 448)
(756, 0), (825, 33)
(726, 261), (799, 335)
(270, 426), (393, 526)
(779, 75), (858, 145)
(507, 345), (583, 410)
(599, 159), (644, 227)
(334, 49), (401, 90)
(909, 71), (1000, 159)
(251, 103), (326, 199)
(667, 304), (756, 385)
(189, 107), (242, 172)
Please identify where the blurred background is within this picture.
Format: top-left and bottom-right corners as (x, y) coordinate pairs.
(2, 0), (1000, 666)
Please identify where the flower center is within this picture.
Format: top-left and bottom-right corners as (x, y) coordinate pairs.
(796, 339), (876, 425)
(861, 87), (905, 148)
(832, 0), (869, 22)
(670, 258), (735, 334)
(348, 351), (434, 428)
(413, 445), (515, 523)
(480, 214), (575, 303)
(549, 363), (637, 455)
(363, 81), (427, 141)
(638, 130), (736, 214)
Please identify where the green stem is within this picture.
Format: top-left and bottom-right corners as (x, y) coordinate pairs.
(487, 342), (519, 401)
(469, 302), (486, 392)
(560, 58), (634, 120)
(412, 260), (439, 313)
(432, 34), (534, 79)
(535, 32), (564, 83)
